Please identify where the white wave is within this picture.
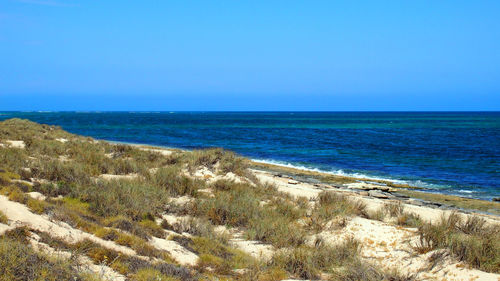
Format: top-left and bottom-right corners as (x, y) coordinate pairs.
(252, 158), (408, 184)
(252, 159), (485, 196)
(458, 189), (476, 194)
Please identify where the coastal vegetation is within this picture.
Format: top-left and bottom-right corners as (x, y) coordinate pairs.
(0, 236), (101, 281)
(415, 213), (500, 273)
(0, 118), (499, 280)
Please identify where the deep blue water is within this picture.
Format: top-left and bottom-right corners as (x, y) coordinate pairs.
(1, 112), (498, 200)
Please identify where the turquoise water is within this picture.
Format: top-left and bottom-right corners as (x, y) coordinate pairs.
(1, 112), (498, 200)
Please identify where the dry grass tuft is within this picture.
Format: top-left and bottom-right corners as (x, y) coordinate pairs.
(271, 237), (360, 279)
(415, 212), (500, 273)
(0, 237), (101, 281)
(186, 148), (249, 177)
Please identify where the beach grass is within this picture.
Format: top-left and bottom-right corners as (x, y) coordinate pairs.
(0, 236), (102, 281)
(415, 213), (500, 273)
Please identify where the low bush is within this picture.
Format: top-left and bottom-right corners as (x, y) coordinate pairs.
(415, 213), (500, 273)
(26, 198), (51, 214)
(386, 202), (405, 217)
(8, 188), (28, 204)
(0, 148), (29, 174)
(0, 173), (12, 186)
(308, 191), (368, 231)
(139, 219), (165, 238)
(197, 188), (260, 227)
(35, 234), (191, 280)
(271, 238), (360, 279)
(104, 216), (150, 239)
(131, 268), (179, 281)
(147, 166), (200, 196)
(243, 266), (288, 281)
(31, 159), (91, 185)
(2, 226), (32, 244)
(247, 211), (306, 248)
(378, 202), (422, 227)
(331, 261), (415, 281)
(0, 237), (100, 281)
(192, 236), (256, 275)
(114, 232), (167, 259)
(186, 148), (249, 176)
(33, 182), (73, 197)
(72, 179), (169, 220)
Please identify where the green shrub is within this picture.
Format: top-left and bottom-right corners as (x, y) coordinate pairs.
(186, 148), (249, 176)
(94, 228), (119, 241)
(308, 191), (368, 231)
(131, 268), (179, 281)
(31, 159), (91, 185)
(26, 198), (50, 214)
(72, 179), (169, 220)
(198, 188), (260, 226)
(148, 166), (200, 196)
(415, 213), (500, 273)
(3, 226), (32, 244)
(271, 238), (360, 280)
(7, 187), (28, 204)
(33, 182), (72, 197)
(139, 219), (165, 238)
(0, 237), (101, 281)
(330, 260), (415, 281)
(104, 216), (150, 239)
(192, 236), (255, 275)
(0, 148), (29, 173)
(247, 211), (306, 248)
(0, 173), (11, 186)
(26, 139), (67, 157)
(244, 266), (288, 281)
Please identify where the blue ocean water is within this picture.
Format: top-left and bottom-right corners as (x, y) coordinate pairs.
(0, 112), (498, 200)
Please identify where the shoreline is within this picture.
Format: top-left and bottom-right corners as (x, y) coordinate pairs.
(115, 140), (499, 214)
(119, 140), (498, 200)
(249, 160), (500, 217)
(116, 138), (500, 220)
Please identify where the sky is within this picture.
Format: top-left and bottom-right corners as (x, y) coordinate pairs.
(0, 0), (499, 111)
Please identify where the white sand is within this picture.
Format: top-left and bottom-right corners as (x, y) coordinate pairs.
(254, 170), (500, 281)
(138, 147), (173, 156)
(191, 166), (249, 185)
(98, 173), (139, 180)
(230, 231), (274, 261)
(313, 217), (499, 281)
(253, 170), (322, 199)
(27, 192), (46, 201)
(6, 140), (25, 149)
(150, 236), (199, 266)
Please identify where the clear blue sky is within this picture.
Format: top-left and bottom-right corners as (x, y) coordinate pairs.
(1, 0), (499, 111)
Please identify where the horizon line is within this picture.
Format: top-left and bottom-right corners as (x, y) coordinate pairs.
(1, 110), (499, 113)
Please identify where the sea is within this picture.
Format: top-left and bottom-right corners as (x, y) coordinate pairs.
(0, 111), (498, 200)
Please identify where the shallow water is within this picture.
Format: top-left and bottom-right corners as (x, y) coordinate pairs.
(1, 111), (498, 200)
